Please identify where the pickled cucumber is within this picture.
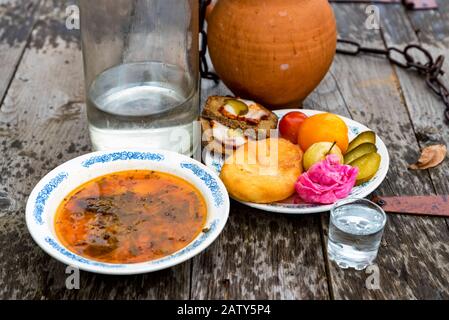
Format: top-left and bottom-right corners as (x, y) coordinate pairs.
(347, 131), (376, 153)
(349, 152), (381, 185)
(344, 143), (378, 165)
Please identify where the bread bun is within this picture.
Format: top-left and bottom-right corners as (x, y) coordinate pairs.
(220, 138), (303, 203)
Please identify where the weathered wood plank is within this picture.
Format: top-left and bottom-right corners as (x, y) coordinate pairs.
(191, 80), (330, 300)
(377, 2), (449, 298)
(1, 0), (449, 300)
(0, 0), (190, 299)
(0, 0), (40, 105)
(191, 202), (329, 300)
(320, 3), (449, 299)
(380, 2), (449, 195)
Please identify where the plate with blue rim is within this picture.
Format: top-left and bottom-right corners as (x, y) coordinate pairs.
(26, 149), (230, 275)
(204, 109), (390, 214)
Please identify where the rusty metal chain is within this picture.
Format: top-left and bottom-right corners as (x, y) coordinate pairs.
(337, 39), (449, 122)
(199, 0), (219, 83)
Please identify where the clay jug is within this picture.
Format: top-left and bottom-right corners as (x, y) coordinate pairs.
(207, 0), (337, 109)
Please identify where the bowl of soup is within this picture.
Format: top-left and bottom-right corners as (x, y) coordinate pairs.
(26, 150), (230, 275)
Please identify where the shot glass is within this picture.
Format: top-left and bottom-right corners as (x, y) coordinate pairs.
(327, 198), (387, 270)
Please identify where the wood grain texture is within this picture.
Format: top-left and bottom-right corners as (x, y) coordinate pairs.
(192, 80), (330, 300)
(324, 5), (449, 299)
(380, 2), (449, 195)
(1, 0), (449, 300)
(0, 0), (190, 299)
(319, 3), (449, 300)
(378, 1), (449, 298)
(191, 201), (329, 300)
(0, 0), (40, 104)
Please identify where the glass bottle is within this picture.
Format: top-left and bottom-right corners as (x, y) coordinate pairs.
(80, 0), (200, 155)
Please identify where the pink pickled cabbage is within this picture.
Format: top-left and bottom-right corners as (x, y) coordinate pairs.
(295, 154), (359, 204)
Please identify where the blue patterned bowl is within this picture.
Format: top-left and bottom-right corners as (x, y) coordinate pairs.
(25, 150), (230, 275)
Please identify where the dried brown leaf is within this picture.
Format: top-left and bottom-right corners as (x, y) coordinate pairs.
(409, 144), (447, 170)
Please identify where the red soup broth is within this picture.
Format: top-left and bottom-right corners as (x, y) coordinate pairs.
(54, 170), (207, 264)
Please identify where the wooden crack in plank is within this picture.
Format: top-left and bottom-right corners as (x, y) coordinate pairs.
(0, 0), (42, 109)
(326, 2), (449, 299)
(0, 0), (191, 299)
(381, 2), (449, 233)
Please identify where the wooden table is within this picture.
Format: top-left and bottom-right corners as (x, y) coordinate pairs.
(1, 0), (449, 300)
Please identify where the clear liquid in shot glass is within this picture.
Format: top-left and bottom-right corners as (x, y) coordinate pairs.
(328, 199), (386, 270)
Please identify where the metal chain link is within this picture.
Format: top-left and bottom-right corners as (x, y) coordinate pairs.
(199, 0), (219, 83)
(337, 39), (449, 122)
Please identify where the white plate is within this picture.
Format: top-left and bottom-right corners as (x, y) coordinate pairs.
(204, 109), (390, 214)
(26, 150), (230, 275)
